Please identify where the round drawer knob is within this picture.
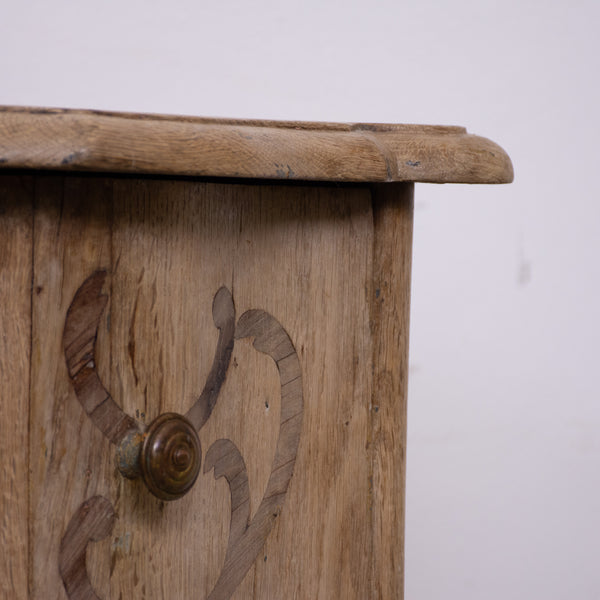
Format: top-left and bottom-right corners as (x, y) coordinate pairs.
(140, 413), (202, 501)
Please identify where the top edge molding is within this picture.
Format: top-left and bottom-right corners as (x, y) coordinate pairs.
(0, 106), (513, 184)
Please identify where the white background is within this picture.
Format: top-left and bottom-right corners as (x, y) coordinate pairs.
(2, 1), (599, 597)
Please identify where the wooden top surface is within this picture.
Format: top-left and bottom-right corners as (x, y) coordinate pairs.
(0, 106), (513, 184)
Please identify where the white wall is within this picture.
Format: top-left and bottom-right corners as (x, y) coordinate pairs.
(2, 1), (599, 597)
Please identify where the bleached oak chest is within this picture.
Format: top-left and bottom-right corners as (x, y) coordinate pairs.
(0, 107), (512, 599)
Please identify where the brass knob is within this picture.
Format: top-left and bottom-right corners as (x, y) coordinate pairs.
(140, 413), (202, 501)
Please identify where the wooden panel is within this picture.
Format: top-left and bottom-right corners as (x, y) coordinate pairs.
(370, 183), (414, 599)
(30, 176), (115, 599)
(231, 186), (375, 598)
(0, 175), (32, 600)
(25, 175), (413, 598)
(105, 179), (240, 599)
(0, 106), (514, 184)
(103, 181), (378, 598)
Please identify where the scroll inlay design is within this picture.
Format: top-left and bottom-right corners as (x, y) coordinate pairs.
(60, 271), (304, 599)
(59, 496), (116, 600)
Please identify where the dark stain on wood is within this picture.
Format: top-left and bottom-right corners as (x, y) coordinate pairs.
(204, 309), (303, 600)
(59, 496), (116, 600)
(185, 286), (235, 430)
(63, 270), (140, 444)
(62, 275), (302, 600)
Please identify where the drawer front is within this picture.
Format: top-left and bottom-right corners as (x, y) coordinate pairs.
(1, 175), (412, 599)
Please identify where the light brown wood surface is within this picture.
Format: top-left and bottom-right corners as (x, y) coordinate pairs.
(370, 184), (414, 597)
(0, 105), (512, 598)
(0, 106), (513, 184)
(30, 176), (115, 599)
(0, 176), (32, 600)
(1, 173), (414, 599)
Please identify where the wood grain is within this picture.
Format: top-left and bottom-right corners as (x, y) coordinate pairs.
(369, 183), (414, 599)
(0, 175), (32, 600)
(186, 286), (236, 431)
(18, 175), (416, 598)
(229, 184), (376, 599)
(105, 178), (240, 599)
(203, 309), (304, 600)
(59, 496), (115, 600)
(30, 176), (115, 599)
(64, 270), (140, 444)
(0, 106), (513, 184)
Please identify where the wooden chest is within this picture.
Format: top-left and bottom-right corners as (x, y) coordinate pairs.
(0, 107), (512, 599)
